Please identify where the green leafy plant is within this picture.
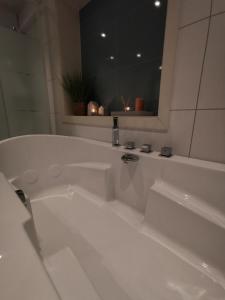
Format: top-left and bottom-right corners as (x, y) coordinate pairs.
(62, 73), (91, 103)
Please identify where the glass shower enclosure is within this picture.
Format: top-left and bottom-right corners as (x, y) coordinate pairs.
(0, 20), (50, 140)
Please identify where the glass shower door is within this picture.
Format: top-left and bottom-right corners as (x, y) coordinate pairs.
(0, 25), (50, 140)
(0, 79), (9, 139)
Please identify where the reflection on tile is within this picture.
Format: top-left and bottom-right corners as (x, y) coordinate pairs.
(190, 110), (225, 163)
(179, 0), (211, 27)
(212, 0), (225, 14)
(171, 20), (208, 110)
(198, 14), (225, 109)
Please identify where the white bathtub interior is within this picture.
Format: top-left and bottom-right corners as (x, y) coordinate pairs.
(1, 135), (225, 300)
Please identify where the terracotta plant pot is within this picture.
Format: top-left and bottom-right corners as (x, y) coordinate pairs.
(74, 102), (86, 115)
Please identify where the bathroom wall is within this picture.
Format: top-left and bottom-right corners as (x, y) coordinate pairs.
(0, 4), (18, 30)
(48, 0), (225, 164)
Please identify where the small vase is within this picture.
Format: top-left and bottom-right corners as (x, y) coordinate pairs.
(135, 97), (144, 111)
(74, 102), (85, 115)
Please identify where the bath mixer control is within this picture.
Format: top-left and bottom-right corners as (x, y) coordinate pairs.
(121, 153), (139, 163)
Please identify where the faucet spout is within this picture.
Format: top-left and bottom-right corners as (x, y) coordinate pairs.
(121, 153), (139, 164)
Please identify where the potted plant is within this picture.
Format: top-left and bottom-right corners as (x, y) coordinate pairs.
(62, 73), (91, 115)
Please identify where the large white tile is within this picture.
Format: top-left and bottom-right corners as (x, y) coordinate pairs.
(212, 0), (225, 14)
(179, 0), (211, 27)
(171, 20), (209, 110)
(190, 110), (225, 163)
(168, 110), (195, 156)
(198, 14), (225, 109)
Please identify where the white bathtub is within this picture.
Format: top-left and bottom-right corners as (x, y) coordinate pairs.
(0, 135), (225, 300)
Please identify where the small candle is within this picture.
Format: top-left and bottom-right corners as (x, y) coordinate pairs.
(98, 106), (104, 116)
(91, 108), (97, 115)
(125, 106), (131, 112)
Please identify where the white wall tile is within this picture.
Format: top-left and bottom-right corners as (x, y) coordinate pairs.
(212, 0), (225, 14)
(171, 20), (209, 110)
(198, 14), (225, 109)
(190, 110), (225, 163)
(169, 110), (195, 156)
(179, 0), (211, 27)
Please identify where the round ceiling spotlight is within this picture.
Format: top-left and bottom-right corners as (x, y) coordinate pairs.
(154, 1), (161, 7)
(100, 32), (107, 38)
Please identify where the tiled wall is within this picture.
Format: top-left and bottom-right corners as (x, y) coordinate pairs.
(0, 4), (18, 30)
(49, 0), (225, 164)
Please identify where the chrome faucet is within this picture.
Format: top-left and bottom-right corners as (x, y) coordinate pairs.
(121, 153), (139, 164)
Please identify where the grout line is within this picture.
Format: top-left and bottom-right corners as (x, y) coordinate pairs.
(170, 108), (225, 112)
(177, 3), (225, 30)
(211, 10), (225, 18)
(179, 16), (210, 30)
(188, 0), (213, 157)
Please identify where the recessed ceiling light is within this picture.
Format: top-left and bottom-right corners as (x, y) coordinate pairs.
(159, 65), (162, 70)
(136, 53), (142, 58)
(154, 0), (161, 7)
(100, 32), (107, 38)
(110, 56), (115, 60)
